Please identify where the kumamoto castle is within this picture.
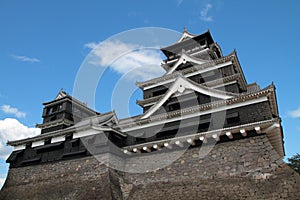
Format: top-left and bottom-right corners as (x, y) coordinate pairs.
(1, 29), (300, 199)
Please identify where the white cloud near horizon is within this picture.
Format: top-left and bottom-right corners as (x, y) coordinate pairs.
(0, 158), (10, 190)
(0, 175), (6, 190)
(1, 105), (26, 118)
(0, 178), (5, 190)
(0, 118), (40, 160)
(288, 107), (300, 118)
(11, 54), (40, 63)
(200, 3), (213, 22)
(85, 40), (164, 81)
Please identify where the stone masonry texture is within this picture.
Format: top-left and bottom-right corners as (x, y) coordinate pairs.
(1, 134), (300, 199)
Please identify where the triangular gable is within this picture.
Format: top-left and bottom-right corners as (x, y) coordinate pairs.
(176, 27), (196, 43)
(74, 111), (118, 128)
(98, 110), (119, 126)
(74, 111), (126, 137)
(55, 90), (67, 100)
(92, 111), (126, 137)
(166, 52), (208, 75)
(141, 76), (236, 119)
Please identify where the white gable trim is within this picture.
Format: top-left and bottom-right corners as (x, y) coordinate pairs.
(176, 31), (196, 43)
(92, 126), (127, 137)
(55, 91), (67, 100)
(166, 53), (208, 75)
(98, 114), (119, 126)
(165, 48), (210, 65)
(141, 77), (234, 119)
(141, 81), (237, 108)
(144, 61), (232, 90)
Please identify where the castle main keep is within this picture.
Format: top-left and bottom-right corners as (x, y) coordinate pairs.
(1, 29), (300, 199)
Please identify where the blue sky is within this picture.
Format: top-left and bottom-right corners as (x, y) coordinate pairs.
(0, 0), (300, 188)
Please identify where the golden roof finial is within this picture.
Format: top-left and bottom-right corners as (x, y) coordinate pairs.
(184, 26), (187, 32)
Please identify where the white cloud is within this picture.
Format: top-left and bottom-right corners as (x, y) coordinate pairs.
(0, 118), (40, 159)
(200, 3), (213, 22)
(11, 54), (40, 63)
(288, 107), (300, 118)
(1, 105), (26, 118)
(85, 40), (164, 81)
(0, 176), (5, 189)
(0, 169), (8, 189)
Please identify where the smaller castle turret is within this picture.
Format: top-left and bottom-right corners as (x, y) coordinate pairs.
(36, 90), (99, 134)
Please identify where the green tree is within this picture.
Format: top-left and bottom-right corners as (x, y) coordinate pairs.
(287, 153), (300, 174)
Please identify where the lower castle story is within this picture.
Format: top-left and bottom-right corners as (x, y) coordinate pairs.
(1, 134), (300, 200)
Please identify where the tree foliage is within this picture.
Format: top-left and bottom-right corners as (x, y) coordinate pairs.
(287, 153), (300, 174)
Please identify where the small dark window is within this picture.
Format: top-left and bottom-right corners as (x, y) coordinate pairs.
(72, 139), (80, 147)
(53, 106), (58, 112)
(26, 143), (32, 149)
(163, 121), (180, 129)
(156, 129), (177, 139)
(65, 113), (74, 121)
(226, 112), (240, 125)
(44, 139), (51, 145)
(136, 137), (146, 142)
(198, 94), (211, 105)
(169, 103), (180, 111)
(50, 116), (57, 121)
(48, 108), (53, 114)
(199, 77), (205, 84)
(177, 63), (192, 71)
(198, 122), (210, 131)
(153, 88), (168, 97)
(65, 134), (73, 141)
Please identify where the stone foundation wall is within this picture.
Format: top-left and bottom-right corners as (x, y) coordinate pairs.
(1, 134), (300, 199)
(0, 156), (112, 200)
(121, 135), (300, 199)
